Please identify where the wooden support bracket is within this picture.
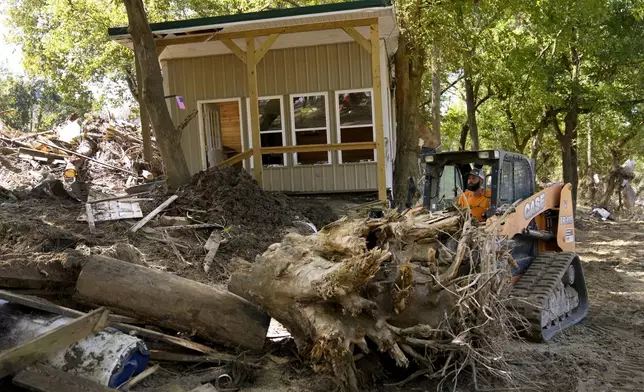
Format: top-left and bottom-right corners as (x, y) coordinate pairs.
(221, 39), (246, 64)
(254, 34), (280, 64)
(342, 27), (371, 53)
(370, 22), (387, 202)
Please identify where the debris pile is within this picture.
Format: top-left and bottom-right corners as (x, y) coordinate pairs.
(163, 165), (338, 266)
(0, 114), (161, 198)
(229, 207), (520, 391)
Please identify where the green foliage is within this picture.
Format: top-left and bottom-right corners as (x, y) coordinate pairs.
(0, 67), (91, 131)
(423, 0), (643, 192)
(3, 0), (335, 107)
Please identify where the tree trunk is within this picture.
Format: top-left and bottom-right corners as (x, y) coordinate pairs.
(74, 256), (271, 351)
(463, 65), (479, 150)
(431, 43), (441, 143)
(228, 210), (511, 392)
(134, 50), (153, 163)
(554, 112), (579, 212)
(123, 0), (190, 188)
(393, 30), (425, 207)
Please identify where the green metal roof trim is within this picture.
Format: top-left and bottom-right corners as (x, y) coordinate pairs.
(108, 0), (392, 37)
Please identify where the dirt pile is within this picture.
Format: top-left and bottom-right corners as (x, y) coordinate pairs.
(163, 165), (339, 265)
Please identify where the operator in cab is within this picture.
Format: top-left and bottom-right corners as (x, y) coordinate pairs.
(457, 168), (491, 222)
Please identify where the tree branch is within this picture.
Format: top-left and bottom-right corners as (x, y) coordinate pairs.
(475, 92), (493, 109)
(177, 109), (198, 135)
(504, 105), (521, 151)
(420, 75), (464, 108)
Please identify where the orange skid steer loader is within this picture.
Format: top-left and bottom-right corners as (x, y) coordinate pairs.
(420, 149), (589, 341)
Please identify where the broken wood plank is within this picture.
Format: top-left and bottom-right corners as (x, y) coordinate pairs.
(125, 181), (164, 194)
(86, 203), (96, 234)
(115, 324), (220, 355)
(0, 289), (136, 324)
(0, 307), (110, 378)
(17, 147), (68, 162)
(87, 191), (150, 204)
(149, 350), (262, 368)
(117, 364), (160, 390)
(13, 364), (116, 392)
(203, 232), (222, 274)
(39, 140), (137, 175)
(130, 195), (179, 232)
(78, 201), (143, 222)
(75, 256), (270, 351)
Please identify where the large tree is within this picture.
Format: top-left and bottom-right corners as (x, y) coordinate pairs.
(121, 0), (191, 188)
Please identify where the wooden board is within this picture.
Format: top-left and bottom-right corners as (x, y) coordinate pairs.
(130, 195), (178, 232)
(13, 364), (116, 392)
(0, 307), (110, 378)
(77, 201), (143, 222)
(0, 289), (135, 324)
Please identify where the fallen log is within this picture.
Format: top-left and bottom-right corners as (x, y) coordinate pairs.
(228, 210), (516, 391)
(75, 256), (271, 351)
(0, 253), (84, 290)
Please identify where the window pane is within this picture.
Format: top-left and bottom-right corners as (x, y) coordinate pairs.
(295, 130), (328, 164)
(438, 165), (460, 207)
(261, 132), (283, 148)
(499, 160), (514, 205)
(293, 95), (327, 129)
(338, 91), (373, 126)
(513, 160), (532, 201)
(340, 126), (374, 163)
(259, 98), (282, 132)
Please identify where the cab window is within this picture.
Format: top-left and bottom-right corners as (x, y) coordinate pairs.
(434, 165), (463, 209)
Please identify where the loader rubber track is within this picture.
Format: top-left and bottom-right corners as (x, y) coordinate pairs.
(510, 252), (589, 342)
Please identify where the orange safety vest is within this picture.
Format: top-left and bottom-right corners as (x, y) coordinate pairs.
(458, 189), (492, 222)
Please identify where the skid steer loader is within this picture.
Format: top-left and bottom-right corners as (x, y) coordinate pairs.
(420, 149), (589, 341)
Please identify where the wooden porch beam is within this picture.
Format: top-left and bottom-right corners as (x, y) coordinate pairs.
(371, 22), (387, 202)
(155, 18), (378, 48)
(217, 149), (253, 167)
(246, 36), (263, 185)
(255, 34), (280, 65)
(342, 27), (371, 53)
(262, 142), (376, 154)
(221, 39), (246, 64)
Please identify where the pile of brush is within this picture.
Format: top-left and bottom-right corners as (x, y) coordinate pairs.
(229, 207), (524, 391)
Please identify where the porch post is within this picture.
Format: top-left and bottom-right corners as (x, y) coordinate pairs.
(370, 22), (387, 202)
(246, 36), (263, 185)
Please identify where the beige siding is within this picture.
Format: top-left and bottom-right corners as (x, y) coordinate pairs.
(261, 163), (378, 193)
(164, 41), (375, 191)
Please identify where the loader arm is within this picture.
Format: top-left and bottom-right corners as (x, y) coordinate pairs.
(486, 183), (576, 252)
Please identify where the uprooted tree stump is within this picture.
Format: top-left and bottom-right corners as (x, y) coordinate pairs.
(229, 208), (520, 391)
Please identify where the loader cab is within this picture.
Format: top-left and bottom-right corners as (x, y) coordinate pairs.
(421, 149), (536, 218)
